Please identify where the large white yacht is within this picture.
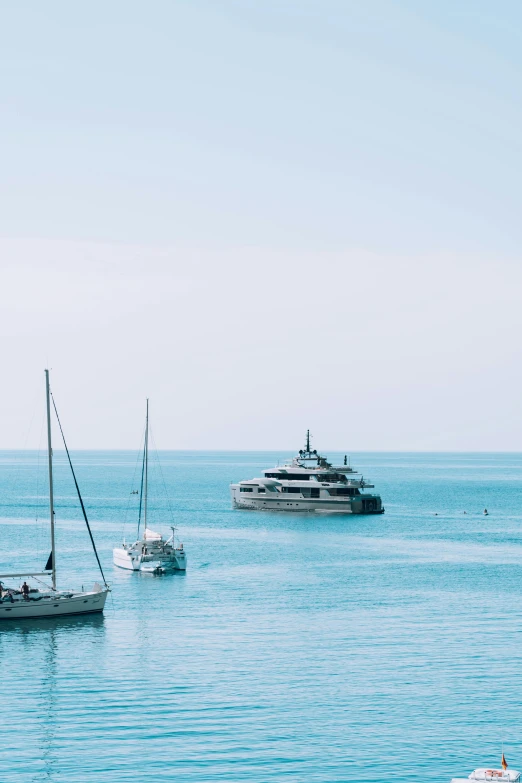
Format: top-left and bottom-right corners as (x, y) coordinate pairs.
(231, 432), (384, 514)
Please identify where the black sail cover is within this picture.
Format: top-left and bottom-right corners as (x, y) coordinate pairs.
(44, 552), (53, 571)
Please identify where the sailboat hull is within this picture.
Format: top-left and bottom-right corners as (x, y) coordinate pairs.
(0, 589), (108, 620)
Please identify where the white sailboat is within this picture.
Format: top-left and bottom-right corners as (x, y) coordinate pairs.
(113, 400), (186, 574)
(0, 370), (110, 620)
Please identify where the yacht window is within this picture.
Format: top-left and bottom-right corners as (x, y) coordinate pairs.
(240, 487), (254, 493)
(310, 488), (320, 498)
(265, 473), (310, 481)
(258, 488), (266, 493)
(282, 486), (301, 494)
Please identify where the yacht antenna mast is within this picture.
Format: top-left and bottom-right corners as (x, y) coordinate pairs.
(306, 429), (311, 453)
(45, 369), (57, 591)
(143, 398), (149, 534)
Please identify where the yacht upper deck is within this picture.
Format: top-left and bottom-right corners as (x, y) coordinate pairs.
(258, 432), (374, 488)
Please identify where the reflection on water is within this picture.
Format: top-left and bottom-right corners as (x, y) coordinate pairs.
(0, 613), (106, 637)
(0, 615), (106, 783)
(38, 625), (57, 783)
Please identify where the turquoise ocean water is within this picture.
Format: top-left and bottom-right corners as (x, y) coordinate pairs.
(1, 450), (522, 782)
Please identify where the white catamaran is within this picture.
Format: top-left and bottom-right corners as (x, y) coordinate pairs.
(0, 370), (110, 620)
(112, 400), (186, 574)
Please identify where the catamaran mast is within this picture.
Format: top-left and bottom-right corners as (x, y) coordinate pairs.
(143, 398), (149, 534)
(45, 369), (57, 591)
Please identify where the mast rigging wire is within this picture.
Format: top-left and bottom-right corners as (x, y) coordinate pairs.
(149, 425), (177, 527)
(137, 438), (146, 539)
(50, 393), (108, 588)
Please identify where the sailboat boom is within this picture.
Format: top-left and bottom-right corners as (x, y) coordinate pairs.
(0, 572), (52, 579)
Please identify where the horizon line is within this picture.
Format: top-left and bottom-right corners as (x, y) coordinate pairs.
(1, 448), (522, 454)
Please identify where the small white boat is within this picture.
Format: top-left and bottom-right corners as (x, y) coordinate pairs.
(113, 526), (186, 574)
(113, 400), (186, 574)
(0, 370), (110, 620)
(452, 770), (520, 782)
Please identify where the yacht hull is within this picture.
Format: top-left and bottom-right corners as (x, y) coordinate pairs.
(0, 590), (108, 620)
(231, 489), (383, 513)
(451, 770), (520, 783)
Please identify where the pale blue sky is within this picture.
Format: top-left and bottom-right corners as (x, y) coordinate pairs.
(2, 2), (522, 449)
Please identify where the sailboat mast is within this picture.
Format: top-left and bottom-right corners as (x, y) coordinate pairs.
(143, 398), (149, 533)
(45, 369), (57, 591)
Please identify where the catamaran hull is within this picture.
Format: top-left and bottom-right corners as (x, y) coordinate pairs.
(113, 548), (141, 570)
(0, 590), (108, 620)
(113, 548), (187, 572)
